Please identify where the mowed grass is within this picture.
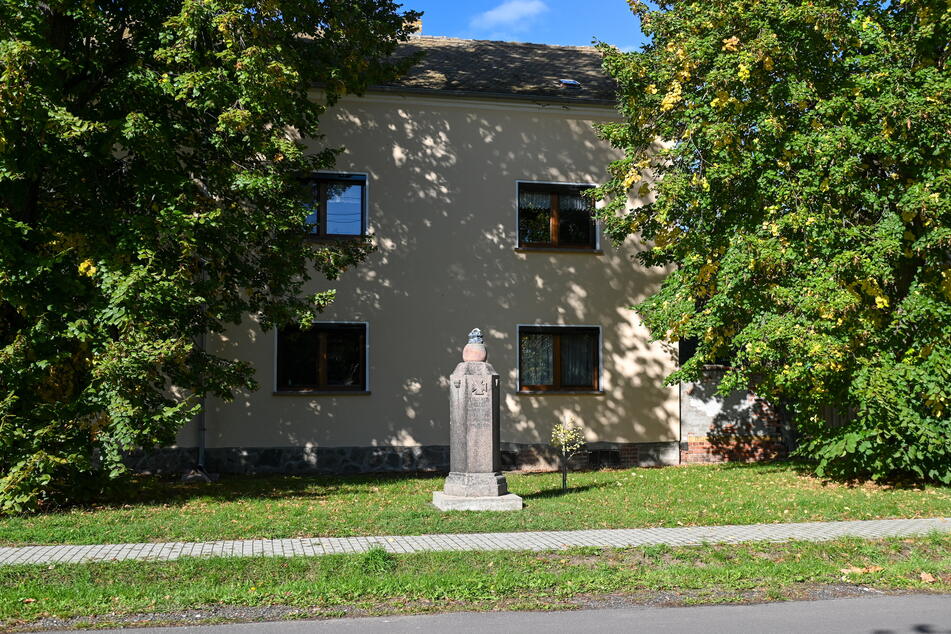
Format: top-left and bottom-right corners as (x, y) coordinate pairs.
(2, 462), (951, 546)
(3, 536), (951, 625)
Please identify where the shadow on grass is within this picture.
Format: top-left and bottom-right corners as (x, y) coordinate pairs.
(727, 458), (946, 491)
(521, 483), (606, 500)
(787, 461), (938, 491)
(86, 471), (449, 510)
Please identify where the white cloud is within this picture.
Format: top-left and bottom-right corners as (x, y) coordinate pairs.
(470, 0), (549, 32)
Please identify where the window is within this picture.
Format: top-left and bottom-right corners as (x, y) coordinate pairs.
(517, 182), (597, 249)
(300, 173), (367, 237)
(518, 326), (601, 392)
(276, 323), (367, 392)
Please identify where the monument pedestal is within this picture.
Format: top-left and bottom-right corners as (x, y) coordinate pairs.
(432, 328), (522, 512)
(432, 491), (524, 511)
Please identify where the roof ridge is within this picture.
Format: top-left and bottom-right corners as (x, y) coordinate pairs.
(407, 34), (600, 52)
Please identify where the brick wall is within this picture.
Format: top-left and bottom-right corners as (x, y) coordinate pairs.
(500, 441), (679, 471)
(679, 369), (791, 464)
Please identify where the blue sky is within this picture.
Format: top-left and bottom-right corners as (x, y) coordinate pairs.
(402, 0), (647, 51)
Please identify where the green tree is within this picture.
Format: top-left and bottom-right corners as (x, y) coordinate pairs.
(0, 0), (419, 511)
(595, 0), (951, 482)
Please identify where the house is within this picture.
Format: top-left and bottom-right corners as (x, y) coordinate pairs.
(130, 35), (788, 475)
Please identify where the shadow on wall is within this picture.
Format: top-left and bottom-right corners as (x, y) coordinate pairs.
(681, 370), (793, 464)
(211, 98), (676, 452)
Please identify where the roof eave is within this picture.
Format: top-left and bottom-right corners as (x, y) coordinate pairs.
(366, 84), (617, 107)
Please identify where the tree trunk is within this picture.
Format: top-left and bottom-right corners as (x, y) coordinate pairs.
(561, 453), (568, 490)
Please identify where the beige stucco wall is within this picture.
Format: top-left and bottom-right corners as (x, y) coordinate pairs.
(178, 92), (679, 450)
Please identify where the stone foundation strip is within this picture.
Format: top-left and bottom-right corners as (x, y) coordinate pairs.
(2, 517), (949, 566)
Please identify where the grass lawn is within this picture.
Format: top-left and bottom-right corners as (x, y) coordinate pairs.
(2, 462), (950, 546)
(3, 536), (950, 628)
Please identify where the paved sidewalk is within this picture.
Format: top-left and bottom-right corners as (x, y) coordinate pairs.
(2, 517), (948, 566)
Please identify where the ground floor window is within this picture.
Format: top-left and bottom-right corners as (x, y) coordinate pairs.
(276, 322), (367, 392)
(518, 325), (600, 392)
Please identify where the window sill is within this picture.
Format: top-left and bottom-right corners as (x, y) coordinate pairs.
(514, 247), (603, 255)
(517, 390), (605, 396)
(273, 390), (371, 396)
(305, 234), (367, 243)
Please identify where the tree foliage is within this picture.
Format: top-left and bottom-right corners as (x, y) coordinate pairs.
(596, 0), (951, 481)
(0, 0), (419, 511)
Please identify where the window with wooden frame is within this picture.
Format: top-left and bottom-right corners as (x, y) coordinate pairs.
(300, 173), (367, 238)
(276, 323), (367, 392)
(517, 182), (597, 249)
(518, 326), (601, 392)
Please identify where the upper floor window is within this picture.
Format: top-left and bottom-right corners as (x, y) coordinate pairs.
(517, 182), (597, 250)
(300, 173), (367, 237)
(518, 325), (601, 392)
(276, 322), (368, 393)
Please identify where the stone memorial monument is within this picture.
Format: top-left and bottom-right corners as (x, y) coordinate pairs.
(432, 328), (523, 511)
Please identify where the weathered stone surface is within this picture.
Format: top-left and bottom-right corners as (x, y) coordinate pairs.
(448, 362), (501, 476)
(432, 491), (523, 511)
(124, 442), (681, 475)
(444, 472), (508, 497)
(123, 445), (451, 476)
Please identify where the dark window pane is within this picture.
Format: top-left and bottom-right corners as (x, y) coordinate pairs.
(325, 183), (364, 236)
(325, 328), (364, 388)
(277, 327), (319, 389)
(518, 189), (552, 244)
(558, 191), (595, 246)
(277, 323), (366, 391)
(561, 331), (596, 387)
(520, 333), (554, 385)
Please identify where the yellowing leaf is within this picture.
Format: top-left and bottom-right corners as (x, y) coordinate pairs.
(623, 169), (641, 189)
(78, 259), (97, 277)
(661, 82), (683, 111)
(711, 90), (730, 108)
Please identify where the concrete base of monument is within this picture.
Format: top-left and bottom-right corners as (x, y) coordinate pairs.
(432, 491), (524, 511)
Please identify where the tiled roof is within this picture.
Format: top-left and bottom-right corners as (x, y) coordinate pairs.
(374, 36), (616, 105)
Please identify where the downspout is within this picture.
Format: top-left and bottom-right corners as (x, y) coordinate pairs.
(678, 382), (683, 465)
(196, 330), (206, 472)
(194, 259), (209, 478)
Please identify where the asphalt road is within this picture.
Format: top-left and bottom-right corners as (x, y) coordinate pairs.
(45, 595), (951, 634)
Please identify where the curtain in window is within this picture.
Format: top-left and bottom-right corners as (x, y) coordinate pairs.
(561, 332), (594, 386)
(558, 191), (594, 246)
(518, 190), (552, 244)
(520, 333), (554, 385)
(559, 191), (592, 211)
